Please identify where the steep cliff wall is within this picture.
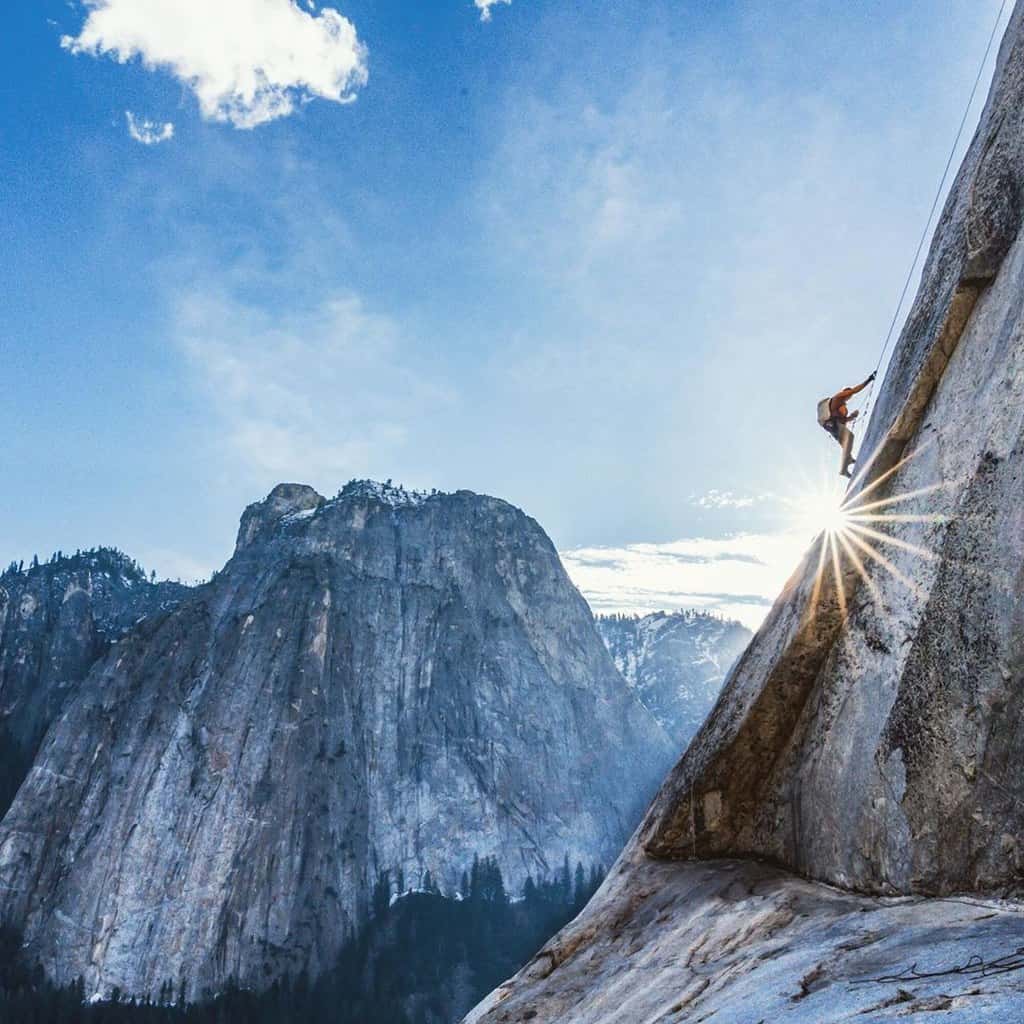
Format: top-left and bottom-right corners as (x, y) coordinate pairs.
(637, 0), (1024, 896)
(0, 481), (672, 1002)
(465, 5), (1024, 1021)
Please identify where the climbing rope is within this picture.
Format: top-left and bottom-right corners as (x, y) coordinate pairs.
(858, 0), (1012, 433)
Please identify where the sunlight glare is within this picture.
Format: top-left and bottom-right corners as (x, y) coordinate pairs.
(786, 453), (946, 617)
(797, 480), (852, 539)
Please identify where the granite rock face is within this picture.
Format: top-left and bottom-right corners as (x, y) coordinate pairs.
(0, 481), (673, 1001)
(595, 612), (750, 749)
(637, 0), (1024, 895)
(464, 5), (1024, 1021)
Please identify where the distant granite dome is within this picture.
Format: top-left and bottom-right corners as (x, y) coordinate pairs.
(595, 611), (751, 748)
(0, 482), (673, 1002)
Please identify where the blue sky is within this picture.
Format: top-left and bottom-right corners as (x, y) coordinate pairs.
(1, 0), (1010, 624)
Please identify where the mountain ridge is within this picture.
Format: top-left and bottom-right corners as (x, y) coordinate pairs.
(0, 547), (189, 814)
(0, 480), (674, 1002)
(595, 610), (750, 747)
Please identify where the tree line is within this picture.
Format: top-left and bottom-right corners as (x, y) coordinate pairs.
(0, 853), (605, 1024)
(2, 546), (153, 584)
(597, 608), (732, 624)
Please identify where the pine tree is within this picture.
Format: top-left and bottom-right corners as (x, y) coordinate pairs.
(372, 869), (392, 919)
(522, 875), (537, 904)
(573, 861), (586, 907)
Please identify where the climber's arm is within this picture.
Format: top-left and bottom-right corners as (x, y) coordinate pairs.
(846, 372), (877, 397)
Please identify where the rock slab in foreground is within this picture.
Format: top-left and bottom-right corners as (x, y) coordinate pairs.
(465, 858), (1024, 1024)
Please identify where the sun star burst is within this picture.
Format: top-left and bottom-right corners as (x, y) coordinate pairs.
(789, 450), (950, 615)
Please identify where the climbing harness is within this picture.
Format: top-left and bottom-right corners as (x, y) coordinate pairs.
(855, 0), (1012, 436)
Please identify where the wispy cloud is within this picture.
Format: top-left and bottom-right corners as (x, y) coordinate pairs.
(561, 528), (814, 630)
(125, 111), (174, 145)
(475, 0), (511, 22)
(63, 0), (368, 129)
(176, 288), (450, 487)
(691, 489), (775, 510)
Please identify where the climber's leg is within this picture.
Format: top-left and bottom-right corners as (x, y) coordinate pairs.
(838, 424), (855, 477)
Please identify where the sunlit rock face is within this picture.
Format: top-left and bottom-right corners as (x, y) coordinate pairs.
(638, 0), (1024, 895)
(595, 612), (751, 749)
(0, 480), (672, 1002)
(464, 5), (1024, 1021)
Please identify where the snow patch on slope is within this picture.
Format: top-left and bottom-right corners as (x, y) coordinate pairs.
(595, 611), (751, 747)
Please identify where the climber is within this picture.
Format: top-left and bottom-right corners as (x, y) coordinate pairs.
(817, 373), (876, 478)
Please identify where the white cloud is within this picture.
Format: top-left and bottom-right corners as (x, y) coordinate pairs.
(63, 0), (368, 129)
(125, 110), (174, 145)
(475, 0), (511, 22)
(561, 528), (817, 631)
(176, 289), (451, 486)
